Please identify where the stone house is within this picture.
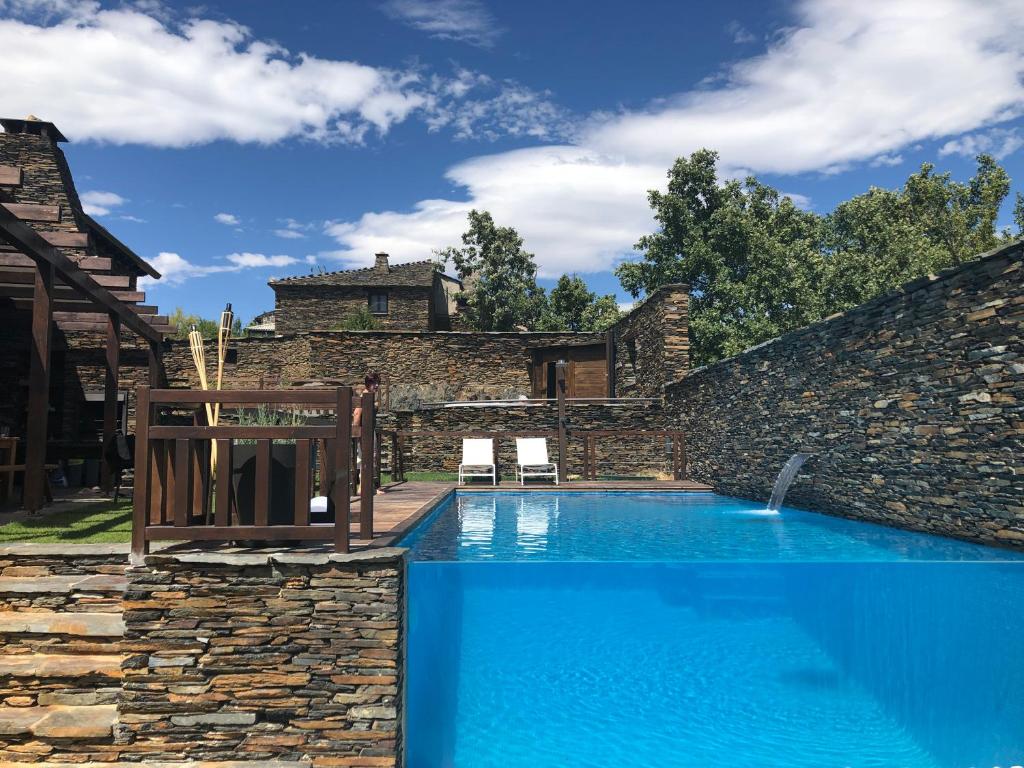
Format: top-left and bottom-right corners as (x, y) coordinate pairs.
(270, 252), (463, 334)
(0, 116), (169, 469)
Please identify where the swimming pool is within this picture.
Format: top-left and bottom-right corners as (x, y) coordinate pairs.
(403, 492), (1024, 767)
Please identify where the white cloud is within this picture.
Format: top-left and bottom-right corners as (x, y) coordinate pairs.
(224, 252), (297, 268)
(939, 127), (1024, 159)
(381, 0), (501, 47)
(329, 0), (1024, 277)
(726, 20), (756, 45)
(80, 189), (126, 216)
(273, 217), (312, 239)
(0, 1), (429, 146)
(423, 70), (575, 142)
(141, 251), (297, 287)
(214, 212), (240, 226)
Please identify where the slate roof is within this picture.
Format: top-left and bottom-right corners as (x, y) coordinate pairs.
(270, 259), (455, 288)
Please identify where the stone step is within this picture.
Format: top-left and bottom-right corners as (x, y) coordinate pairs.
(0, 653), (122, 679)
(0, 703), (116, 739)
(0, 653), (122, 706)
(0, 574), (126, 594)
(0, 611), (124, 638)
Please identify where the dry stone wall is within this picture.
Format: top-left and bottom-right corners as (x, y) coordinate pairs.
(275, 285), (433, 334)
(119, 548), (405, 766)
(666, 243), (1024, 547)
(611, 284), (690, 397)
(391, 400), (678, 478)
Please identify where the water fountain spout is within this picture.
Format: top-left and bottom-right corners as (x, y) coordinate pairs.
(767, 453), (813, 511)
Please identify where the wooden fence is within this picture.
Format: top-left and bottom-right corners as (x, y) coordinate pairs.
(131, 387), (375, 556)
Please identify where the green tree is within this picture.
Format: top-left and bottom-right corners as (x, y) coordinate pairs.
(168, 308), (243, 340)
(821, 154), (1012, 310)
(437, 210), (546, 331)
(538, 274), (621, 331)
(616, 149), (825, 365)
(332, 306), (380, 331)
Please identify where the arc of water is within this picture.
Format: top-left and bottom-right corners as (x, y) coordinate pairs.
(768, 453), (812, 511)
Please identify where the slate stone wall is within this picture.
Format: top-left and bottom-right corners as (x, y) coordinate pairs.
(666, 244), (1024, 547)
(391, 400), (678, 477)
(162, 330), (605, 401)
(275, 285), (434, 334)
(119, 548), (404, 765)
(610, 284), (690, 397)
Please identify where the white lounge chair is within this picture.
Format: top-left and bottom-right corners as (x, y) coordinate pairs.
(515, 438), (558, 485)
(459, 438), (496, 485)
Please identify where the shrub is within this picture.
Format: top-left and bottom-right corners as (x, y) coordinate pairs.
(333, 307), (380, 331)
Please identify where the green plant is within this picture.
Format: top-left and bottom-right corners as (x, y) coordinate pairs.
(235, 405), (306, 444)
(333, 307), (380, 331)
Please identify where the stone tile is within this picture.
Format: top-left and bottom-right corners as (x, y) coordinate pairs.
(0, 653), (122, 678)
(0, 611), (125, 637)
(30, 704), (117, 739)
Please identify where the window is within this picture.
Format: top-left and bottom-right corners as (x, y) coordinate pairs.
(368, 291), (389, 315)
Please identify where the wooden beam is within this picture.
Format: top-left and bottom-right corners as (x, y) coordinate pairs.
(556, 361), (568, 483)
(359, 390), (374, 539)
(0, 166), (23, 186)
(334, 387), (352, 553)
(0, 285), (144, 303)
(131, 386), (151, 558)
(38, 231), (89, 248)
(100, 312), (121, 492)
(23, 262), (53, 512)
(1, 203), (60, 222)
(0, 267), (130, 289)
(0, 206), (161, 343)
(0, 254), (112, 272)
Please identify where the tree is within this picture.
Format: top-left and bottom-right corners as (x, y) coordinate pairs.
(437, 210), (546, 331)
(616, 149), (825, 365)
(168, 307), (244, 340)
(821, 154), (1012, 310)
(538, 274), (621, 331)
(332, 306), (379, 331)
(618, 149), (1018, 366)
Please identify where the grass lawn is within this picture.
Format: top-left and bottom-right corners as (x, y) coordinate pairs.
(0, 500), (132, 544)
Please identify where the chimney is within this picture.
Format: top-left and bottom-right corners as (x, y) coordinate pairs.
(374, 252), (390, 272)
(0, 116), (68, 144)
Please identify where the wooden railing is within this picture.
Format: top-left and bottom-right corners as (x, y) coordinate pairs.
(131, 387), (375, 556)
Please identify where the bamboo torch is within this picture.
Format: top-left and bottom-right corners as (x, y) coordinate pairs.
(188, 323), (218, 482)
(213, 303), (233, 428)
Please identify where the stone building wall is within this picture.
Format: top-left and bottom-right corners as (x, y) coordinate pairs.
(274, 284), (434, 334)
(119, 548), (405, 766)
(666, 243), (1024, 547)
(391, 400), (678, 478)
(163, 330), (605, 401)
(610, 284), (690, 397)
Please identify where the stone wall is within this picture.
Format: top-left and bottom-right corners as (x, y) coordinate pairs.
(275, 285), (434, 334)
(163, 330), (604, 402)
(610, 284), (690, 397)
(392, 400), (678, 478)
(119, 548), (405, 766)
(666, 243), (1024, 547)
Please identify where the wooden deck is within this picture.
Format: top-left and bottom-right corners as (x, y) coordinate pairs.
(357, 478), (714, 549)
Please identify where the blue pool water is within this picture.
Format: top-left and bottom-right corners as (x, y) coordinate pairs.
(403, 492), (1024, 767)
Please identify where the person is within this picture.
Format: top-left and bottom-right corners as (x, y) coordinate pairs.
(352, 372), (385, 495)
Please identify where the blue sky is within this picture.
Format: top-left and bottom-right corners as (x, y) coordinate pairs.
(3, 0), (1024, 324)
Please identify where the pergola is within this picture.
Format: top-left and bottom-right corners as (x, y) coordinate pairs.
(0, 204), (165, 510)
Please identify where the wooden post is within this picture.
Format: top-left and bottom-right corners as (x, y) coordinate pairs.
(147, 340), (165, 388)
(359, 390), (375, 539)
(131, 386), (150, 559)
(101, 311), (121, 492)
(605, 328), (616, 398)
(333, 387), (352, 553)
(555, 361), (568, 483)
(24, 262), (53, 512)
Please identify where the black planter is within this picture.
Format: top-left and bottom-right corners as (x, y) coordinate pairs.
(231, 443), (297, 525)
